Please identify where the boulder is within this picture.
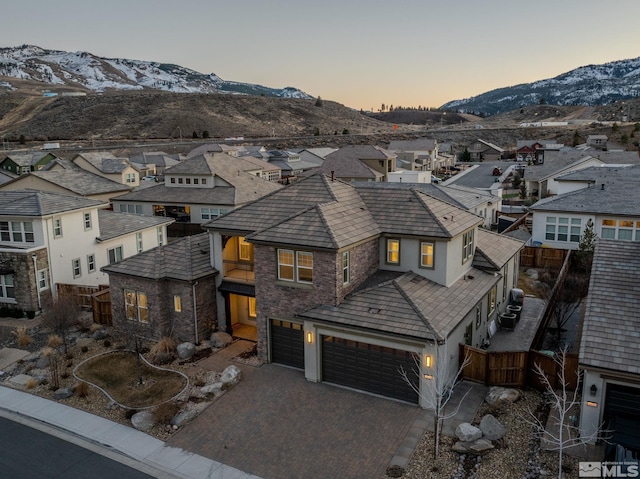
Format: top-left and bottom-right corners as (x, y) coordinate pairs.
(131, 410), (156, 432)
(455, 422), (482, 442)
(469, 438), (495, 453)
(452, 441), (470, 453)
(221, 365), (241, 386)
(479, 414), (505, 441)
(177, 342), (196, 360)
(201, 383), (223, 395)
(170, 409), (198, 427)
(525, 269), (539, 280)
(92, 329), (108, 341)
(53, 387), (73, 400)
(485, 386), (521, 405)
(35, 355), (50, 369)
(210, 331), (233, 348)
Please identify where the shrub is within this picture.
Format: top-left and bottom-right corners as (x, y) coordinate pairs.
(81, 346), (88, 353)
(25, 377), (38, 389)
(13, 326), (32, 347)
(47, 334), (63, 349)
(10, 307), (23, 318)
(89, 323), (103, 334)
(26, 311), (36, 319)
(72, 381), (90, 398)
(125, 408), (139, 420)
(151, 337), (177, 356)
(153, 401), (179, 424)
(103, 339), (111, 348)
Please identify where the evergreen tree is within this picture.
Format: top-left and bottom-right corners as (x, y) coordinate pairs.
(612, 122), (619, 132)
(19, 134), (25, 145)
(202, 130), (210, 139)
(192, 130), (199, 139)
(313, 127), (320, 136)
(576, 218), (596, 273)
(342, 128), (349, 135)
(314, 96), (323, 107)
(519, 180), (527, 199)
(458, 148), (471, 162)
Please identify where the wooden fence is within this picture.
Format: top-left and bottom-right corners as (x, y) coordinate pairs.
(520, 246), (567, 269)
(56, 283), (107, 309)
(460, 344), (580, 391)
(91, 288), (112, 326)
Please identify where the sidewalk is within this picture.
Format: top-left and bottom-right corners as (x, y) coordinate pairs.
(0, 385), (261, 479)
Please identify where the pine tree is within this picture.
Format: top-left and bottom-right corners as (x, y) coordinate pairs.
(314, 96), (323, 107)
(192, 130), (199, 139)
(202, 130), (210, 139)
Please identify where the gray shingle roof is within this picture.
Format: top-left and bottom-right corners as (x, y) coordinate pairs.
(299, 269), (498, 340)
(102, 232), (216, 281)
(524, 150), (640, 182)
(305, 145), (395, 179)
(129, 152), (181, 168)
(74, 152), (133, 174)
(96, 210), (174, 242)
(2, 152), (57, 167)
(579, 239), (640, 375)
(388, 138), (437, 151)
(0, 189), (106, 216)
(13, 169), (132, 196)
(555, 164), (640, 183)
(473, 229), (525, 271)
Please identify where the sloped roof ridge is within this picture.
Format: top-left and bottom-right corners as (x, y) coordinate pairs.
(247, 203), (330, 238)
(411, 189), (454, 238)
(393, 273), (442, 341)
(315, 203), (340, 249)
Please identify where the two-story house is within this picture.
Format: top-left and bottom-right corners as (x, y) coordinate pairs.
(0, 190), (173, 314)
(72, 152), (141, 187)
(128, 151), (182, 177)
(467, 139), (504, 162)
(203, 173), (523, 407)
(0, 152), (59, 176)
(303, 145), (398, 182)
(111, 153), (282, 228)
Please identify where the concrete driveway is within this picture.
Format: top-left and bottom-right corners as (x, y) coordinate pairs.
(166, 341), (423, 479)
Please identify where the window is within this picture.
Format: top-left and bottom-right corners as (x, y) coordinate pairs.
(546, 216), (582, 242)
(238, 237), (252, 261)
(72, 258), (81, 278)
(278, 249), (295, 281)
(297, 251), (313, 283)
(107, 246), (123, 265)
(174, 295), (182, 312)
(83, 212), (92, 230)
(0, 274), (15, 300)
(475, 304), (482, 329)
(119, 204), (143, 215)
(136, 232), (143, 254)
(0, 221), (34, 243)
(249, 297), (257, 318)
(601, 219), (640, 241)
(194, 178), (199, 185)
(487, 285), (497, 316)
(503, 265), (509, 302)
(462, 230), (474, 262)
(386, 239), (400, 264)
(342, 251), (350, 284)
(178, 178), (183, 184)
(170, 177), (176, 184)
(185, 178), (191, 185)
(157, 227), (164, 246)
(125, 173), (136, 184)
(201, 208), (220, 221)
(277, 249), (313, 283)
(202, 178), (207, 185)
(37, 269), (48, 290)
(87, 254), (96, 273)
(125, 289), (149, 323)
(53, 218), (62, 238)
(420, 242), (434, 268)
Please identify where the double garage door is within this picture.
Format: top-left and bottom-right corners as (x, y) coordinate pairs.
(270, 319), (418, 404)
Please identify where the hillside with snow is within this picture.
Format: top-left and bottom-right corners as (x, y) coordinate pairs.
(0, 45), (311, 99)
(441, 56), (640, 115)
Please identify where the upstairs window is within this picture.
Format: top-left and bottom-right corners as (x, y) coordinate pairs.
(238, 237), (252, 261)
(83, 212), (92, 230)
(125, 173), (136, 184)
(125, 289), (149, 323)
(487, 285), (497, 316)
(420, 242), (434, 269)
(53, 218), (63, 238)
(386, 239), (400, 264)
(462, 230), (474, 263)
(0, 221), (34, 243)
(157, 227), (164, 246)
(342, 251), (350, 285)
(136, 232), (143, 254)
(108, 246), (123, 265)
(277, 249), (313, 284)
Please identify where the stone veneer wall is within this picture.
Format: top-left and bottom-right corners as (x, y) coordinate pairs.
(109, 273), (217, 344)
(0, 248), (50, 313)
(254, 238), (379, 361)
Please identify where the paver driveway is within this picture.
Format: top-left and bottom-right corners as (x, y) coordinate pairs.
(167, 341), (423, 479)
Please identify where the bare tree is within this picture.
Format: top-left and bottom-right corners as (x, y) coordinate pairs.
(41, 296), (81, 355)
(400, 341), (471, 458)
(113, 319), (148, 385)
(523, 347), (604, 479)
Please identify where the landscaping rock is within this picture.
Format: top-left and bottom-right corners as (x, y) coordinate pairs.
(92, 329), (108, 341)
(9, 374), (34, 387)
(177, 342), (196, 360)
(452, 441), (470, 453)
(170, 409), (198, 427)
(210, 331), (233, 348)
(53, 387), (73, 400)
(201, 383), (223, 395)
(485, 386), (521, 405)
(35, 355), (50, 369)
(455, 423), (482, 442)
(221, 365), (241, 386)
(525, 269), (539, 280)
(469, 439), (495, 453)
(131, 411), (156, 432)
(480, 414), (506, 441)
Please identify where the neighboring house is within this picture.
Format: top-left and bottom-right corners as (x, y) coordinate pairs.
(236, 155), (282, 182)
(0, 168), (132, 202)
(295, 148), (338, 167)
(128, 151), (182, 176)
(579, 239), (640, 455)
(111, 153), (281, 226)
(586, 135), (608, 150)
(529, 165), (640, 249)
(467, 139), (504, 162)
(0, 190), (173, 313)
(72, 152), (141, 186)
(515, 140), (563, 164)
(102, 233), (217, 344)
(203, 173), (523, 407)
(187, 143), (240, 158)
(303, 145), (397, 182)
(0, 152), (59, 175)
(388, 138), (451, 172)
(260, 150), (318, 179)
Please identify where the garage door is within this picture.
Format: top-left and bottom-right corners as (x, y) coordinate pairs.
(322, 336), (419, 404)
(270, 319), (304, 369)
(605, 384), (640, 453)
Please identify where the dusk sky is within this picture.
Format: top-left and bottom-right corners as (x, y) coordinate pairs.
(3, 0), (639, 110)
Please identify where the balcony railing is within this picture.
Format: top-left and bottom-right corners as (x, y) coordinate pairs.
(223, 260), (255, 282)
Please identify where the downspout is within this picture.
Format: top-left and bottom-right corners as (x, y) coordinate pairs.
(31, 253), (41, 311)
(192, 281), (199, 345)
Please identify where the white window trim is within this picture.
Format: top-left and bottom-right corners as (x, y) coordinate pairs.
(83, 212), (92, 231)
(72, 258), (81, 278)
(342, 251), (350, 285)
(37, 269), (49, 291)
(420, 241), (434, 269)
(0, 274), (15, 301)
(53, 218), (63, 238)
(107, 246), (123, 265)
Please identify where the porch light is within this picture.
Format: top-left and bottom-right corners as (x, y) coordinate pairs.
(306, 331), (314, 344)
(590, 384), (597, 397)
(424, 355), (432, 368)
(586, 401), (598, 408)
(423, 374), (433, 380)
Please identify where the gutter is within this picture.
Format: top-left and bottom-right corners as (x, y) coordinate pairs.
(192, 281), (199, 344)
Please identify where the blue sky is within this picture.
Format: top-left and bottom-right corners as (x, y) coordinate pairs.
(2, 0), (639, 110)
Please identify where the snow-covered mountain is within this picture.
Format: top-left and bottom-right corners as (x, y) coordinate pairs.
(441, 56), (640, 115)
(0, 45), (311, 99)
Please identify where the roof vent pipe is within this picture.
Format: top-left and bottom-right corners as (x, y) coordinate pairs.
(331, 170), (335, 181)
(601, 183), (605, 190)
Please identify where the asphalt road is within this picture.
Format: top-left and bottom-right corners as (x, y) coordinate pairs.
(0, 416), (155, 479)
(447, 161), (520, 189)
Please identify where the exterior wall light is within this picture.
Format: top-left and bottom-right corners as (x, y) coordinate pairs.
(590, 384), (598, 397)
(586, 401), (598, 408)
(306, 331), (313, 344)
(424, 355), (432, 368)
(423, 374), (434, 380)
